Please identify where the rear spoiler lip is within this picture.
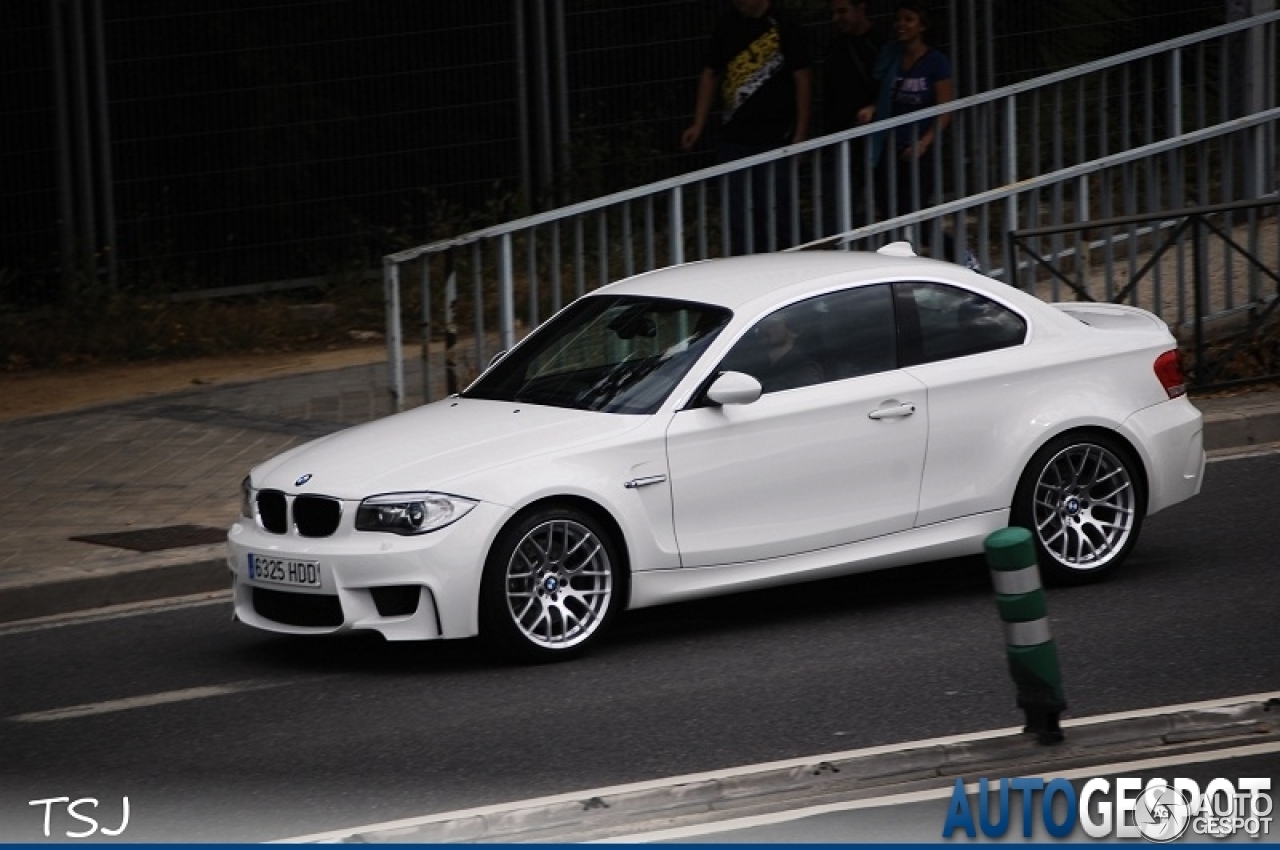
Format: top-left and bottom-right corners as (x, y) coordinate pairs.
(1051, 301), (1169, 333)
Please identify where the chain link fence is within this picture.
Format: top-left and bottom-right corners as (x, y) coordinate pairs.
(2, 0), (1229, 304)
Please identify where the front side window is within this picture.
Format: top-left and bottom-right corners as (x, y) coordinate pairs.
(719, 284), (896, 393)
(897, 282), (1026, 366)
(463, 295), (731, 414)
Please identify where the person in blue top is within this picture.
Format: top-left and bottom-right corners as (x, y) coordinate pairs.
(857, 1), (954, 243)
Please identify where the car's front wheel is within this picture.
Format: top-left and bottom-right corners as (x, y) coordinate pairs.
(480, 505), (622, 662)
(1011, 432), (1146, 585)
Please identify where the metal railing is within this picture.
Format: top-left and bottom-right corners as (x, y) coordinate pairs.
(1011, 198), (1280, 389)
(382, 11), (1279, 411)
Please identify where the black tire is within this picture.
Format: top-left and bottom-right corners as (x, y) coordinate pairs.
(479, 505), (622, 662)
(1010, 431), (1147, 586)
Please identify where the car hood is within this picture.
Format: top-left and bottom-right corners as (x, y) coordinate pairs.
(252, 398), (645, 500)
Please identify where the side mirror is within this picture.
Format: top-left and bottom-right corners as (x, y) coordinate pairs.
(706, 371), (762, 406)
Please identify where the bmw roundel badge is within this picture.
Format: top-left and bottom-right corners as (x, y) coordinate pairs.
(295, 473), (313, 487)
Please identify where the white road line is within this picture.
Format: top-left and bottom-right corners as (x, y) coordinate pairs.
(8, 679), (284, 723)
(1057, 691), (1280, 727)
(279, 691), (1280, 844)
(597, 740), (1280, 843)
(0, 591), (229, 636)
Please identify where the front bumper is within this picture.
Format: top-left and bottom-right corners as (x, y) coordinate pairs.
(225, 501), (510, 641)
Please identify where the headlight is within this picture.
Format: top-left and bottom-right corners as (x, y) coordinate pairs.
(240, 476), (254, 519)
(355, 492), (477, 535)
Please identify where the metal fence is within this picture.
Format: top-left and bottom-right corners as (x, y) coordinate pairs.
(1010, 197), (1280, 388)
(4, 0), (1232, 303)
(381, 10), (1280, 409)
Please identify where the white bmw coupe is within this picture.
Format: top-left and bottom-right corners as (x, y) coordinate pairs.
(227, 245), (1204, 660)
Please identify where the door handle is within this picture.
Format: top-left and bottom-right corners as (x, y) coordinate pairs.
(624, 474), (668, 490)
(867, 402), (917, 420)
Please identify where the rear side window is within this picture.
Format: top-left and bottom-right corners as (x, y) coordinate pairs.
(895, 282), (1026, 366)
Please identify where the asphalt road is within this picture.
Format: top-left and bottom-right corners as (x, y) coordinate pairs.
(0, 453), (1276, 843)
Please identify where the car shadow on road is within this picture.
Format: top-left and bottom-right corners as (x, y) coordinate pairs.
(225, 554), (997, 674)
(229, 629), (493, 675)
(610, 554), (994, 648)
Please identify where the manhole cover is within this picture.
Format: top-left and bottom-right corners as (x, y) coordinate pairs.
(71, 524), (227, 552)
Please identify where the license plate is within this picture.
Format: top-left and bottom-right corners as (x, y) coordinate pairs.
(246, 554), (322, 589)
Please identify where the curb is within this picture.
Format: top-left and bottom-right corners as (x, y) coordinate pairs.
(290, 700), (1277, 844)
(1199, 397), (1280, 451)
(0, 552), (228, 625)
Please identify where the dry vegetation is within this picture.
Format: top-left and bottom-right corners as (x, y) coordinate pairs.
(1196, 307), (1280, 390)
(0, 283), (391, 372)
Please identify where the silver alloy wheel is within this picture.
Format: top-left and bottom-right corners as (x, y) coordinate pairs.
(503, 518), (614, 650)
(1030, 442), (1137, 571)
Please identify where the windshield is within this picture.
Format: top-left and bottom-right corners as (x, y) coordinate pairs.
(463, 295), (731, 414)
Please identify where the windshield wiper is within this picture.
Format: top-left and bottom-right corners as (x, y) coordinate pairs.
(576, 355), (662, 411)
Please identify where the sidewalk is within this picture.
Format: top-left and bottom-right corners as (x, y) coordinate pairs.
(0, 356), (1278, 625)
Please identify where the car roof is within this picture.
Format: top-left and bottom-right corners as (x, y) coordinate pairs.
(593, 246), (999, 312)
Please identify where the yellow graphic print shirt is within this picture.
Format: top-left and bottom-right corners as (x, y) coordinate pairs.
(721, 21), (783, 125)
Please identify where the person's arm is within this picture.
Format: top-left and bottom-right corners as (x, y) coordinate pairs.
(929, 77), (954, 138)
(857, 43), (897, 125)
(790, 67), (812, 144)
(681, 67), (719, 150)
(907, 76), (953, 160)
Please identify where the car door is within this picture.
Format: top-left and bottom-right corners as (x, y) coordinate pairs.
(893, 280), (1030, 527)
(664, 284), (929, 568)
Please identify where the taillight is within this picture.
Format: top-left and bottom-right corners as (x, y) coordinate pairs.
(1154, 349), (1187, 398)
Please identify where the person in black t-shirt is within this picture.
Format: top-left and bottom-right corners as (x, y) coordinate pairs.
(821, 0), (882, 232)
(823, 0), (880, 135)
(681, 0), (812, 255)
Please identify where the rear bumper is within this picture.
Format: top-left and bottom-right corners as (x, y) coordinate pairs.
(1124, 397), (1205, 515)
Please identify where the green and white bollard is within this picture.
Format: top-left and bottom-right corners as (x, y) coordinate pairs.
(984, 527), (1066, 745)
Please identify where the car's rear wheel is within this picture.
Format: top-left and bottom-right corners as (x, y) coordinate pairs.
(480, 506), (621, 662)
(1011, 432), (1146, 585)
